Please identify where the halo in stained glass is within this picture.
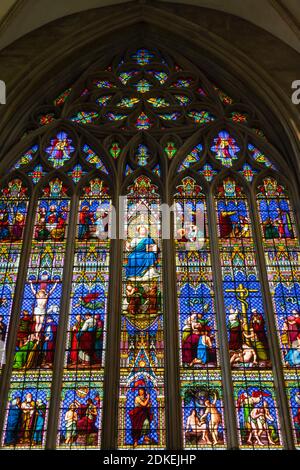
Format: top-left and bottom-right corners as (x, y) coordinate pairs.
(211, 131), (240, 167)
(45, 131), (75, 168)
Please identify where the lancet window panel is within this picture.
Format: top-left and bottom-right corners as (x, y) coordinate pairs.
(2, 177), (71, 449)
(118, 175), (165, 449)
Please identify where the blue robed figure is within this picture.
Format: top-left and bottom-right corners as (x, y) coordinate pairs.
(5, 398), (22, 445)
(126, 228), (158, 279)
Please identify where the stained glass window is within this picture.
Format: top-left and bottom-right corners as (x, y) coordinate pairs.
(118, 176), (165, 449)
(216, 177), (281, 448)
(256, 177), (300, 448)
(57, 178), (110, 448)
(3, 178), (70, 448)
(0, 44), (298, 451)
(0, 179), (29, 375)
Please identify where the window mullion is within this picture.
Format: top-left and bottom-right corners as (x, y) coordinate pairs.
(162, 202), (183, 449)
(101, 192), (122, 449)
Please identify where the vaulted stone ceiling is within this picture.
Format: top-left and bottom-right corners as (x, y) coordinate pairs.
(0, 0), (299, 52)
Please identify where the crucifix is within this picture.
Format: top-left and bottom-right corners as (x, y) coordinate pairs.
(225, 283), (258, 345)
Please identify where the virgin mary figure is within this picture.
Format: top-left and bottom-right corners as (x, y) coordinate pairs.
(125, 225), (159, 281)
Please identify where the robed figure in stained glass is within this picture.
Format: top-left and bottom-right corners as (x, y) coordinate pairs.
(125, 225), (159, 281)
(129, 381), (153, 448)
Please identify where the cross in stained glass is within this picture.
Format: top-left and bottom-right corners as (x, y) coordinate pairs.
(225, 283), (258, 343)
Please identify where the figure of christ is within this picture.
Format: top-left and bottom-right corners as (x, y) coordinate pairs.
(64, 403), (78, 444)
(185, 409), (211, 444)
(30, 280), (58, 338)
(125, 226), (159, 281)
(129, 388), (153, 448)
(200, 393), (222, 446)
(20, 393), (35, 444)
